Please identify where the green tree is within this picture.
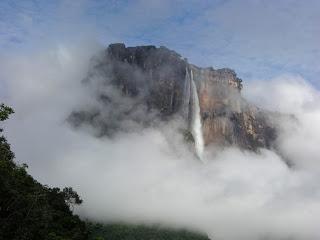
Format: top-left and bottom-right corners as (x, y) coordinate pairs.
(0, 104), (87, 240)
(87, 222), (210, 240)
(63, 187), (83, 211)
(0, 103), (14, 122)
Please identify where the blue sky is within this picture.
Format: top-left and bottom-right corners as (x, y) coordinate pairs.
(1, 0), (319, 86)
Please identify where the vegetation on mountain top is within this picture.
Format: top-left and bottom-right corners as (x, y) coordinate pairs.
(87, 222), (210, 240)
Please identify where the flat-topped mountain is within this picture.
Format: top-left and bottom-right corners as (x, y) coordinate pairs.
(69, 43), (276, 152)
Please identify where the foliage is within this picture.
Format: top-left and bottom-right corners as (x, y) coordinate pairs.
(0, 104), (14, 122)
(87, 223), (210, 240)
(63, 187), (83, 211)
(0, 104), (87, 240)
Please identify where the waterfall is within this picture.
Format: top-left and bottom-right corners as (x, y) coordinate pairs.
(190, 69), (204, 160)
(182, 67), (205, 160)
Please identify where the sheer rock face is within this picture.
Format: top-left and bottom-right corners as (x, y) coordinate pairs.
(190, 65), (275, 150)
(70, 43), (276, 150)
(104, 43), (187, 115)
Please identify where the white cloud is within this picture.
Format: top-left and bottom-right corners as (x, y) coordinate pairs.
(244, 75), (320, 172)
(1, 41), (320, 240)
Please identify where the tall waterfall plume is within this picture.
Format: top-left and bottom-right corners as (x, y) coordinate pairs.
(190, 69), (204, 160)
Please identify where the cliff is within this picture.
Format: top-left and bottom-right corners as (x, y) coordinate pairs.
(69, 43), (276, 151)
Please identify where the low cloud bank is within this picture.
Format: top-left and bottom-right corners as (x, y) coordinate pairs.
(244, 76), (320, 172)
(1, 43), (320, 240)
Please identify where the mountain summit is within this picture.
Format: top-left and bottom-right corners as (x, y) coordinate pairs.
(69, 43), (276, 152)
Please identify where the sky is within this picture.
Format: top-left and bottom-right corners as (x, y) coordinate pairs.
(0, 0), (319, 86)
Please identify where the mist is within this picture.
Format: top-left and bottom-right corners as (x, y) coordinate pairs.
(1, 40), (320, 240)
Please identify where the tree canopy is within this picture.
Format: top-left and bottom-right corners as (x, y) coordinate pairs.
(0, 104), (87, 240)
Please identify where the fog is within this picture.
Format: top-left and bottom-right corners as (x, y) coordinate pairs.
(1, 41), (320, 240)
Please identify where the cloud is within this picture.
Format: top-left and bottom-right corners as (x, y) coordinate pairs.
(1, 39), (320, 240)
(244, 75), (320, 172)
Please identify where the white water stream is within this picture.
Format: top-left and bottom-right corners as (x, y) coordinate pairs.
(190, 69), (204, 160)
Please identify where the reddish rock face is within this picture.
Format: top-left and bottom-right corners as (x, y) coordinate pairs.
(69, 43), (276, 151)
(190, 66), (240, 146)
(189, 65), (275, 149)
